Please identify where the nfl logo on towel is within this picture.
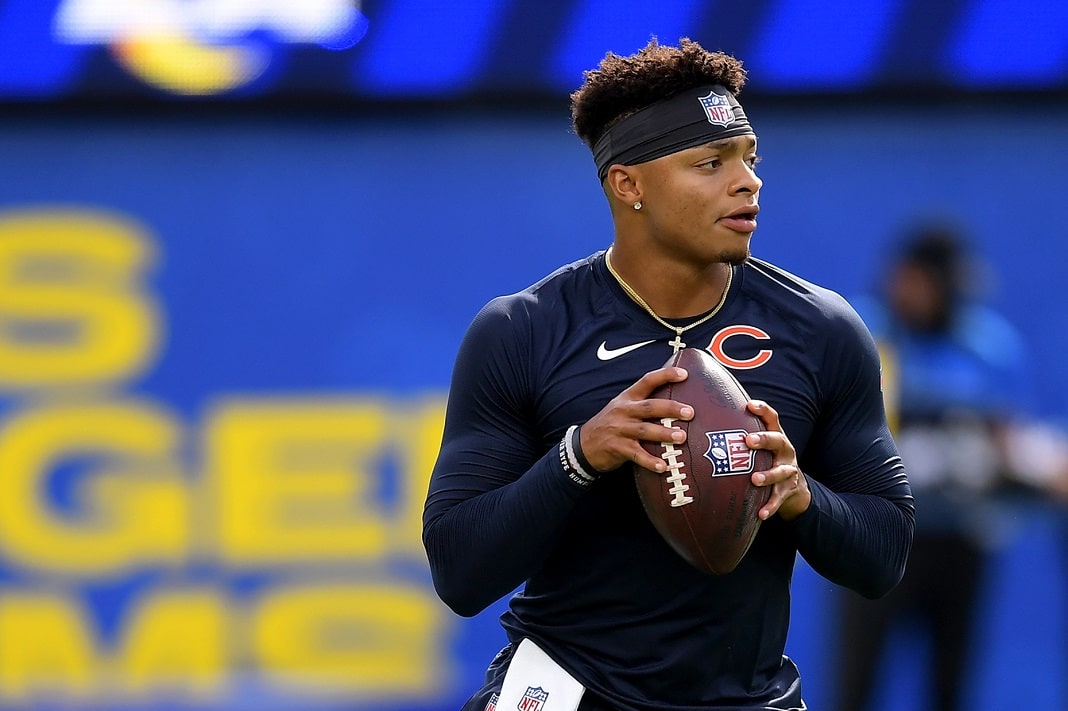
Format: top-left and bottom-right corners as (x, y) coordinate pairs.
(518, 686), (549, 711)
(698, 89), (735, 127)
(485, 692), (498, 711)
(704, 429), (756, 476)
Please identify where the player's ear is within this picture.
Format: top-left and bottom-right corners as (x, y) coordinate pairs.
(605, 165), (641, 207)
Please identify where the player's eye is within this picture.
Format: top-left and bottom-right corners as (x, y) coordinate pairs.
(746, 155), (763, 168)
(700, 158), (722, 169)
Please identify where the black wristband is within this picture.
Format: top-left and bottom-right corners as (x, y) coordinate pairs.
(570, 424), (596, 477)
(559, 425), (597, 488)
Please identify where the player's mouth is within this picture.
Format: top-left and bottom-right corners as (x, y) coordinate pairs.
(718, 205), (759, 233)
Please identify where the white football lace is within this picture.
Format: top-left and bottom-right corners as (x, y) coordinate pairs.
(659, 417), (694, 507)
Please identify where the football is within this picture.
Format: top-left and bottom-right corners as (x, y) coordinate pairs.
(634, 347), (772, 575)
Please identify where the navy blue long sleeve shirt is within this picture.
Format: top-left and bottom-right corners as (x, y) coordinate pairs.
(424, 252), (914, 711)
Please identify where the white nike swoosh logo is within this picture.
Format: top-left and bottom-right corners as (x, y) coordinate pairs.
(597, 339), (656, 360)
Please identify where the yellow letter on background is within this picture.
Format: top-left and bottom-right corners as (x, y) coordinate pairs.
(206, 400), (392, 565)
(0, 400), (189, 576)
(113, 588), (228, 698)
(0, 590), (97, 701)
(251, 582), (448, 696)
(388, 398), (445, 559)
(0, 209), (160, 390)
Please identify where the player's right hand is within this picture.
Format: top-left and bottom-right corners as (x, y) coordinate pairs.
(578, 366), (695, 474)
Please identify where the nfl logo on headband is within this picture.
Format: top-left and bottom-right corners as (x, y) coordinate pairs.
(698, 89), (735, 127)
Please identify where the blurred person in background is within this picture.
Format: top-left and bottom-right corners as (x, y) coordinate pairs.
(834, 221), (1060, 711)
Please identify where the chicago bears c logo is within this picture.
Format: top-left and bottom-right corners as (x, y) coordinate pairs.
(706, 325), (772, 369)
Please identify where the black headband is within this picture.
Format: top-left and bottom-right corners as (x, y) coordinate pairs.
(592, 84), (755, 181)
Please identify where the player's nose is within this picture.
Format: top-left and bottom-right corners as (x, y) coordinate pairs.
(733, 162), (762, 194)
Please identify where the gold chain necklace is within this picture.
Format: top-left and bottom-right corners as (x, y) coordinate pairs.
(604, 246), (733, 354)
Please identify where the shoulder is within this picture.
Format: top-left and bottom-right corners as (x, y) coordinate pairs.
(956, 303), (1029, 369)
(742, 258), (869, 335)
(465, 252), (604, 342)
(740, 259), (880, 391)
(849, 294), (890, 337)
(957, 303), (1023, 346)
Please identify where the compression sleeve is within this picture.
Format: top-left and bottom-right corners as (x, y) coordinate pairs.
(422, 297), (591, 617)
(791, 300), (915, 599)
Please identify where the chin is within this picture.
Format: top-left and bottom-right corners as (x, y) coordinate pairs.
(719, 246), (751, 266)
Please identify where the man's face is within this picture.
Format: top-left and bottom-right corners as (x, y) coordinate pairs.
(630, 135), (762, 265)
(889, 262), (950, 331)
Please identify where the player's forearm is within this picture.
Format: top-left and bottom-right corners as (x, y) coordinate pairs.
(422, 447), (589, 617)
(792, 475), (915, 599)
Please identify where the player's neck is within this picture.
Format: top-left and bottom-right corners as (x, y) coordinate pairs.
(606, 245), (731, 320)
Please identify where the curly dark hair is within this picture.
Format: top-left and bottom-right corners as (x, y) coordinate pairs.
(570, 38), (748, 149)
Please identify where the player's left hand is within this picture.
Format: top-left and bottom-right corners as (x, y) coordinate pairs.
(744, 400), (811, 521)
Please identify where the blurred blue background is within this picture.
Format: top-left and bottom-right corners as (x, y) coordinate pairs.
(1, 1), (1067, 710)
